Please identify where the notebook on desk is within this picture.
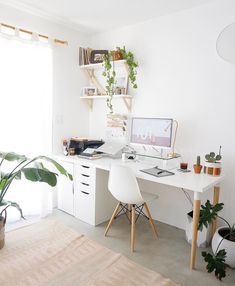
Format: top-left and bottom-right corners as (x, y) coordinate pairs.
(140, 167), (175, 177)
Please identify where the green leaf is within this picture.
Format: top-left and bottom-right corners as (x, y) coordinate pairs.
(202, 250), (227, 280)
(198, 200), (224, 231)
(22, 168), (57, 187)
(0, 152), (27, 162)
(37, 156), (73, 181)
(0, 200), (25, 219)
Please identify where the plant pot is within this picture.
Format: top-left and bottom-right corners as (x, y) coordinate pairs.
(0, 215), (5, 249)
(193, 164), (202, 174)
(111, 51), (123, 61)
(185, 210), (212, 247)
(212, 227), (235, 268)
(204, 162), (222, 176)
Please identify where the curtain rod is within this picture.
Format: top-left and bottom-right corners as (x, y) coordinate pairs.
(0, 22), (68, 46)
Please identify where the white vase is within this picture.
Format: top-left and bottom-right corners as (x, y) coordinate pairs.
(212, 227), (235, 268)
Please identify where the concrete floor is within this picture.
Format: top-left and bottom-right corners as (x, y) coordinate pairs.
(48, 209), (235, 286)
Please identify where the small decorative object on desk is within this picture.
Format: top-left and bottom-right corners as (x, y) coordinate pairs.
(204, 146), (222, 176)
(193, 155), (202, 174)
(62, 139), (68, 156)
(180, 162), (188, 170)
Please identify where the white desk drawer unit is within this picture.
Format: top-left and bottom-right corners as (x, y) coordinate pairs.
(74, 162), (96, 225)
(74, 161), (117, 226)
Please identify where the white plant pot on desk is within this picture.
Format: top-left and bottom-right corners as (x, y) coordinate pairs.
(212, 227), (235, 268)
(185, 210), (212, 248)
(204, 162), (222, 176)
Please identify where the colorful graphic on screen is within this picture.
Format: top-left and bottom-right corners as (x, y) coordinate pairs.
(131, 118), (173, 147)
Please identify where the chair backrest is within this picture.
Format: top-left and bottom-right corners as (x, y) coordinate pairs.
(108, 164), (144, 205)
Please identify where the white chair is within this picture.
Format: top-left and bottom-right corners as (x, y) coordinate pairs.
(104, 164), (158, 252)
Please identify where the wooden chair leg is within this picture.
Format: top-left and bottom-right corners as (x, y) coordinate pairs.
(105, 202), (121, 236)
(144, 202), (158, 238)
(131, 204), (135, 252)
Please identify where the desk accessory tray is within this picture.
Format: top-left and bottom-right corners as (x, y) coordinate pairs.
(140, 167), (175, 177)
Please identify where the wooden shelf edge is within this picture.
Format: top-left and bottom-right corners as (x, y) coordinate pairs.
(80, 94), (132, 99)
(79, 59), (127, 70)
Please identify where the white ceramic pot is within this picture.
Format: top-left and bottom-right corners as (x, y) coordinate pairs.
(204, 162), (222, 176)
(212, 227), (235, 268)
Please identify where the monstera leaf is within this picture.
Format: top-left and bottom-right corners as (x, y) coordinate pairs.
(202, 250), (227, 280)
(198, 200), (224, 231)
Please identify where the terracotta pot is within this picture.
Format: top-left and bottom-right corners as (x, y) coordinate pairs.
(193, 164), (202, 174)
(0, 215), (5, 249)
(111, 51), (123, 61)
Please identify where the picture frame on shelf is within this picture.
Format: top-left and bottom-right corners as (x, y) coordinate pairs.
(89, 50), (108, 64)
(82, 87), (97, 97)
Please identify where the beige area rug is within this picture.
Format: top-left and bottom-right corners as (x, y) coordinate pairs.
(0, 219), (178, 286)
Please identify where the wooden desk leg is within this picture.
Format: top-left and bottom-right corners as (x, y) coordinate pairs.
(128, 204), (132, 223)
(190, 195), (201, 270)
(212, 185), (220, 236)
(131, 204), (135, 252)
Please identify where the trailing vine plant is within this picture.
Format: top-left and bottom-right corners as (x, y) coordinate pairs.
(102, 46), (138, 113)
(102, 52), (116, 113)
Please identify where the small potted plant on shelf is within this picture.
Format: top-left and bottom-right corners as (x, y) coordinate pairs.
(102, 46), (138, 113)
(193, 155), (202, 174)
(0, 151), (72, 249)
(204, 146), (222, 176)
(199, 200), (235, 280)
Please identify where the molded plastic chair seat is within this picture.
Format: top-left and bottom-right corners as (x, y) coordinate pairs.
(105, 164), (159, 252)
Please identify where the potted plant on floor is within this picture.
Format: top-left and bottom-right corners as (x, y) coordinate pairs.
(199, 200), (235, 280)
(0, 151), (72, 249)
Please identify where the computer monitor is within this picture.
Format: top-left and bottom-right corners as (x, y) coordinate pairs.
(130, 117), (173, 149)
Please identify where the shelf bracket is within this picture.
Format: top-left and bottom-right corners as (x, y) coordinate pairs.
(83, 69), (106, 95)
(87, 99), (93, 111)
(123, 97), (132, 112)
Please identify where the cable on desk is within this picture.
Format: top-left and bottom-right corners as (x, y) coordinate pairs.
(181, 188), (193, 208)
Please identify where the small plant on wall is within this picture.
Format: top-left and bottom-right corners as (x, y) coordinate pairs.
(102, 46), (138, 113)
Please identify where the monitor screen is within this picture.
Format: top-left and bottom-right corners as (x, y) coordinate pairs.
(130, 117), (173, 148)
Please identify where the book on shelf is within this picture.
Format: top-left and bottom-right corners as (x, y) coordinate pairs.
(79, 47), (93, 66)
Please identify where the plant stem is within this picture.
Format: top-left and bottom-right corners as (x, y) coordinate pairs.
(217, 215), (232, 231)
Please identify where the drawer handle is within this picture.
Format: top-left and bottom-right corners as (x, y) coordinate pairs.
(81, 165), (90, 169)
(81, 182), (89, 186)
(81, 191), (89, 195)
(81, 174), (90, 177)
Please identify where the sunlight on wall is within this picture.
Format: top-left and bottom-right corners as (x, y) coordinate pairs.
(0, 35), (53, 220)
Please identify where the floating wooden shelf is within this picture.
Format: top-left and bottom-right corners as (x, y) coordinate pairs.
(80, 59), (127, 70)
(80, 58), (132, 112)
(80, 94), (132, 111)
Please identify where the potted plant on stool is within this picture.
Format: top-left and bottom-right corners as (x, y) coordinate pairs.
(0, 151), (72, 249)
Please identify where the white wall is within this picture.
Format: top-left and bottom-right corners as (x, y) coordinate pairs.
(90, 0), (235, 229)
(0, 4), (90, 154)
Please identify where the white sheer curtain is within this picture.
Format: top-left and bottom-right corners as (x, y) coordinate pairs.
(0, 34), (53, 221)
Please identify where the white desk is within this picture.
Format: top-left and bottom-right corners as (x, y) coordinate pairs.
(57, 155), (225, 270)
